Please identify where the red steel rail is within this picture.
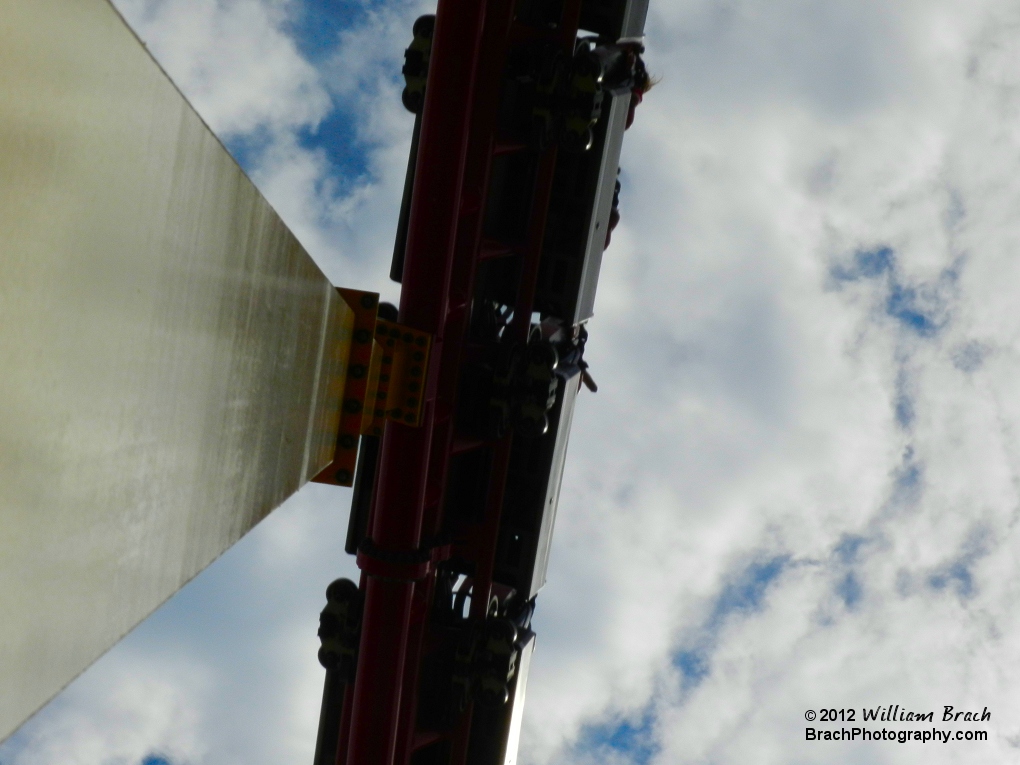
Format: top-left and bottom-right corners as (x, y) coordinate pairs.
(341, 0), (589, 761)
(345, 1), (501, 762)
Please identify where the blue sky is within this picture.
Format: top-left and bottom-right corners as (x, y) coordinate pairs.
(7, 0), (1020, 763)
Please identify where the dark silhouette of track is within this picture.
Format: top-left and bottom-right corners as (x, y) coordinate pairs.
(313, 1), (651, 762)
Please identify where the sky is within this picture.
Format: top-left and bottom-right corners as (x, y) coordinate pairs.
(4, 0), (1020, 763)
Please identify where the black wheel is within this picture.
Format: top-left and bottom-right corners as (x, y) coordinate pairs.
(530, 114), (553, 151)
(571, 51), (601, 79)
(326, 578), (359, 603)
(476, 683), (510, 708)
(402, 87), (424, 113)
(527, 341), (558, 370)
(487, 399), (510, 440)
(562, 126), (593, 153)
(485, 618), (517, 644)
(516, 410), (549, 438)
(412, 14), (435, 38)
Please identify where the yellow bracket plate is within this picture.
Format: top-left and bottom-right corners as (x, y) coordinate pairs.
(313, 289), (380, 486)
(313, 292), (432, 486)
(364, 318), (432, 433)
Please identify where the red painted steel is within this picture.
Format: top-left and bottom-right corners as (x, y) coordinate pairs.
(342, 0), (587, 759)
(333, 670), (355, 764)
(448, 8), (583, 762)
(344, 0), (488, 761)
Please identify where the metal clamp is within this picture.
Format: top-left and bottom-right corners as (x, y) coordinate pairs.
(356, 538), (433, 581)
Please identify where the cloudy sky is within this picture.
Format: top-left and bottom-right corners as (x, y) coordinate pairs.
(5, 0), (1020, 763)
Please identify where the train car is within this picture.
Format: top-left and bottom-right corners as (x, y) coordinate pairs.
(315, 0), (651, 762)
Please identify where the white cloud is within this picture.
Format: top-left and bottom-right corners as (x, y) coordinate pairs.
(246, 0), (436, 295)
(520, 0), (1020, 762)
(114, 0), (330, 136)
(113, 0), (435, 299)
(1, 483), (361, 765)
(2, 651), (209, 765)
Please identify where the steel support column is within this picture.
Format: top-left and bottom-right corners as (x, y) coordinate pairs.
(345, 0), (488, 761)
